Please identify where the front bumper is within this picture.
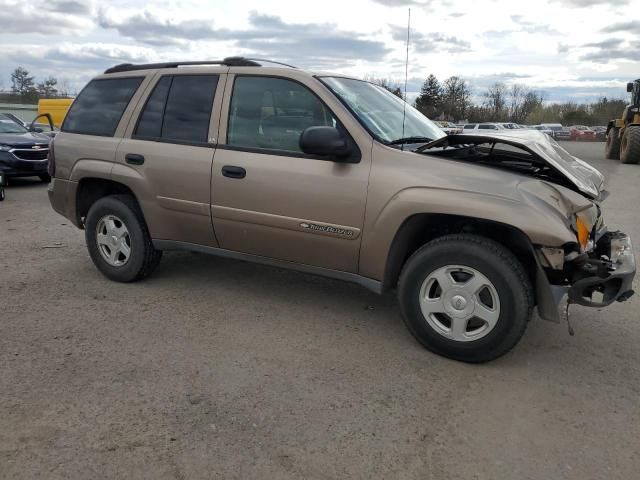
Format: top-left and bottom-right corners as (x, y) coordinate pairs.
(567, 231), (635, 307)
(0, 152), (48, 177)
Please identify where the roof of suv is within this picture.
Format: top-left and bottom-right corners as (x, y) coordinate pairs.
(104, 57), (298, 74)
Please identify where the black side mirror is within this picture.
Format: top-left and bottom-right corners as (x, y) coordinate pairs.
(627, 82), (634, 93)
(300, 126), (352, 160)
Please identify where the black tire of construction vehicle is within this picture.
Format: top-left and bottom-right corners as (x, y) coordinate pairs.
(398, 234), (533, 363)
(605, 127), (621, 160)
(85, 194), (162, 282)
(620, 126), (640, 164)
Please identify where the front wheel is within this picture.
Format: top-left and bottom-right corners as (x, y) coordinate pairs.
(39, 174), (51, 183)
(85, 195), (162, 282)
(398, 234), (533, 363)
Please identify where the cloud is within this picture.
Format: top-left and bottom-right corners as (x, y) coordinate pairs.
(0, 2), (89, 34)
(510, 15), (559, 35)
(601, 20), (640, 34)
(96, 10), (392, 66)
(553, 0), (628, 6)
(42, 0), (93, 15)
(97, 10), (220, 46)
(390, 25), (471, 53)
(371, 0), (434, 5)
(584, 38), (624, 49)
(581, 48), (640, 63)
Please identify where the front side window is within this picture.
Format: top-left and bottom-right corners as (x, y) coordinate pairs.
(62, 77), (143, 136)
(134, 74), (219, 144)
(463, 124), (476, 130)
(227, 76), (337, 153)
(321, 76), (445, 144)
(478, 124), (495, 130)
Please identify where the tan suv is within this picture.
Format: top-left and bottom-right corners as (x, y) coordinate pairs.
(48, 57), (636, 362)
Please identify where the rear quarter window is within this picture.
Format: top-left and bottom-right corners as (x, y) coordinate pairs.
(62, 77), (143, 136)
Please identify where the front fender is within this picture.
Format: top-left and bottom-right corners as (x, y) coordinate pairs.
(358, 186), (575, 281)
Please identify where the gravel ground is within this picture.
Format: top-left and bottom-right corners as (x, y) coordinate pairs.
(1, 141), (639, 479)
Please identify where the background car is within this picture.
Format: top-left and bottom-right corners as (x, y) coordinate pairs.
(435, 121), (462, 134)
(0, 112), (59, 138)
(462, 123), (505, 131)
(591, 126), (607, 141)
(569, 125), (596, 141)
(539, 123), (571, 141)
(496, 122), (523, 129)
(0, 116), (50, 182)
(533, 125), (554, 136)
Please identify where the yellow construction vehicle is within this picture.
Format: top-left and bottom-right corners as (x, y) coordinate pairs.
(606, 79), (640, 164)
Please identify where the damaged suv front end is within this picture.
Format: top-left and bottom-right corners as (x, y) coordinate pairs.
(419, 130), (636, 322)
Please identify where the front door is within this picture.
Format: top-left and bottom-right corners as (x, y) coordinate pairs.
(211, 74), (371, 273)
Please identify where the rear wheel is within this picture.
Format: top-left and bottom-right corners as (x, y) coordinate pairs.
(398, 234), (533, 363)
(605, 127), (621, 160)
(620, 126), (640, 164)
(85, 195), (162, 282)
(39, 174), (51, 183)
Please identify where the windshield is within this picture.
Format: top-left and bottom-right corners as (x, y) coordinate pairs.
(321, 77), (445, 144)
(0, 118), (28, 134)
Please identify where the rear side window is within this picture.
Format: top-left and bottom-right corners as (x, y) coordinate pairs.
(463, 124), (476, 129)
(478, 124), (495, 129)
(134, 74), (218, 144)
(62, 77), (143, 136)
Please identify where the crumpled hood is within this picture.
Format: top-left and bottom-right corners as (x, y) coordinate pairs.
(418, 129), (605, 200)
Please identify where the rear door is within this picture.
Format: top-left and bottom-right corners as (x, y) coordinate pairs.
(210, 72), (372, 273)
(115, 69), (226, 247)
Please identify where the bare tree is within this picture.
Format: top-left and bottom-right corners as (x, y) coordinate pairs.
(364, 75), (404, 99)
(482, 82), (508, 121)
(37, 76), (58, 97)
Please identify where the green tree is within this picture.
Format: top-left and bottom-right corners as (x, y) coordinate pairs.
(37, 76), (59, 97)
(414, 74), (442, 118)
(11, 67), (36, 96)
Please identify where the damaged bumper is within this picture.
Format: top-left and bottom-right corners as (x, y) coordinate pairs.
(536, 231), (635, 322)
(567, 231), (635, 307)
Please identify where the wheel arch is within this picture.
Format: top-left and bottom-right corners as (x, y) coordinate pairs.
(76, 177), (141, 228)
(382, 213), (537, 292)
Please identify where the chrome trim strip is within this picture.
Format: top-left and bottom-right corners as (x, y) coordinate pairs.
(152, 239), (383, 294)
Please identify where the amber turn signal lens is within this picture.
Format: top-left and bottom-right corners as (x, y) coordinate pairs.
(576, 216), (590, 251)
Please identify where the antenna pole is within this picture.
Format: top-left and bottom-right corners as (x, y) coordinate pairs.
(401, 8), (411, 151)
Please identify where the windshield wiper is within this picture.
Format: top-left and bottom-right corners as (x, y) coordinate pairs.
(388, 136), (433, 146)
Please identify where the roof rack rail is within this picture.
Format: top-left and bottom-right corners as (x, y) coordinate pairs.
(103, 56), (262, 74)
(243, 58), (298, 69)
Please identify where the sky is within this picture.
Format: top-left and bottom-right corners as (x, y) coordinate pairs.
(0, 0), (638, 103)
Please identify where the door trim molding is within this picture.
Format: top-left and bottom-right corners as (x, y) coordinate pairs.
(152, 239), (382, 294)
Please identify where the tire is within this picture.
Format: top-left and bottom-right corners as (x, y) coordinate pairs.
(39, 174), (51, 183)
(605, 127), (621, 160)
(620, 126), (640, 164)
(85, 194), (162, 282)
(398, 234), (533, 363)
(0, 189), (5, 201)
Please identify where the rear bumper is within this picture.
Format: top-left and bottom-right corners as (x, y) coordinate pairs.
(47, 177), (81, 227)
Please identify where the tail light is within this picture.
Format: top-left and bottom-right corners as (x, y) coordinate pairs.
(47, 138), (55, 177)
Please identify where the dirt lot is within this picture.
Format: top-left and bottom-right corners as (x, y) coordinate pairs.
(1, 141), (639, 479)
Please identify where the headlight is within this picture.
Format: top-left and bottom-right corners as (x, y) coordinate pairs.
(574, 205), (599, 252)
(0, 144), (11, 152)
